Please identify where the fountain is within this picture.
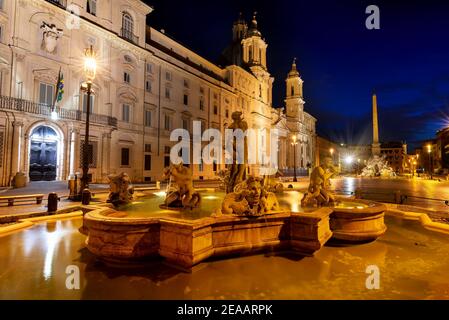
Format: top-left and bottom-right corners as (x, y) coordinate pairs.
(361, 155), (396, 177)
(81, 116), (387, 269)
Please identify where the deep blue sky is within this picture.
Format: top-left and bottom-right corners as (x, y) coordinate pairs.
(144, 0), (449, 150)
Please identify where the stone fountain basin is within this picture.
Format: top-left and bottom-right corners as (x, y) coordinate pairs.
(330, 198), (387, 242)
(82, 198), (387, 270)
(82, 207), (333, 270)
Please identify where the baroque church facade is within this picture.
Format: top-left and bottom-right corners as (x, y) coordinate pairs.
(0, 0), (316, 186)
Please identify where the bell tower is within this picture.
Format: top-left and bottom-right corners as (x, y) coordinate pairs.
(285, 58), (304, 119)
(241, 12), (268, 70)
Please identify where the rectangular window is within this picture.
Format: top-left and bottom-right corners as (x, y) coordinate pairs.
(164, 146), (171, 154)
(200, 87), (204, 94)
(213, 161), (217, 172)
(0, 25), (3, 43)
(145, 109), (152, 127)
(122, 104), (130, 122)
(146, 63), (153, 74)
(164, 155), (170, 167)
(165, 87), (171, 99)
(145, 144), (152, 153)
(121, 148), (130, 166)
(183, 79), (189, 88)
(165, 71), (172, 81)
(225, 109), (229, 118)
(39, 83), (54, 106)
(82, 93), (95, 114)
(213, 104), (218, 115)
(145, 80), (152, 93)
(0, 0), (4, 10)
(144, 154), (152, 171)
(198, 159), (203, 172)
(199, 97), (204, 110)
(124, 72), (130, 84)
(87, 0), (97, 15)
(164, 114), (171, 130)
(183, 94), (188, 106)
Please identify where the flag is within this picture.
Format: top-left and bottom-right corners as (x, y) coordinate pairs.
(56, 68), (64, 103)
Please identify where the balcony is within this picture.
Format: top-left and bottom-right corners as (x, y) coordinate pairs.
(45, 0), (67, 8)
(0, 95), (117, 128)
(120, 28), (139, 45)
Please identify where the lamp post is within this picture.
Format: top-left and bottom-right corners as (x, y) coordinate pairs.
(427, 144), (432, 180)
(80, 46), (97, 197)
(291, 134), (298, 182)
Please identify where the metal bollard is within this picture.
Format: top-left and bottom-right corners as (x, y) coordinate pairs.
(48, 192), (58, 213)
(81, 188), (91, 205)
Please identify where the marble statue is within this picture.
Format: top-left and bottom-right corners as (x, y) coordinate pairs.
(226, 111), (248, 193)
(107, 172), (134, 207)
(301, 157), (338, 207)
(162, 163), (201, 209)
(220, 176), (280, 216)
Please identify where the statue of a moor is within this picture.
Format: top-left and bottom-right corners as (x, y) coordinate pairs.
(226, 111), (248, 193)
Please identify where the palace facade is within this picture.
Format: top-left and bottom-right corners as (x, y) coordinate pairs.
(0, 0), (316, 185)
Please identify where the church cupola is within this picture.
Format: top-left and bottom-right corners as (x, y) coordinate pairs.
(285, 58), (305, 119)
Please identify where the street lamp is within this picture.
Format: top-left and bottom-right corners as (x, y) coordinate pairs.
(291, 134), (298, 182)
(80, 45), (97, 199)
(427, 144), (432, 180)
(329, 148), (334, 163)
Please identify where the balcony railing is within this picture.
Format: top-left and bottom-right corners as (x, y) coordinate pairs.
(0, 95), (117, 128)
(120, 28), (139, 45)
(45, 0), (67, 8)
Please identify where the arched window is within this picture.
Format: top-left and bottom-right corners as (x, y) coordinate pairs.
(122, 12), (134, 40)
(291, 85), (295, 96)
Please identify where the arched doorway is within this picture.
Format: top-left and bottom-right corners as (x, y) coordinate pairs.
(29, 126), (59, 181)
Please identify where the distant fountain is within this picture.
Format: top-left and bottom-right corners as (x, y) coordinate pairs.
(361, 155), (396, 177)
(162, 163), (201, 209)
(301, 157), (338, 207)
(107, 172), (134, 207)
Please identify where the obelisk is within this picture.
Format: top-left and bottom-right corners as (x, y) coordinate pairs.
(371, 93), (381, 156)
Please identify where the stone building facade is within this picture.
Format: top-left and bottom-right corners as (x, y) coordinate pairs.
(0, 0), (316, 186)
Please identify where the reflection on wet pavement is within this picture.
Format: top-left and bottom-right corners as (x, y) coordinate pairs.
(1, 216), (449, 299)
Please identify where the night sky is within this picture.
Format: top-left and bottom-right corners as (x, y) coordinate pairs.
(143, 0), (449, 150)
